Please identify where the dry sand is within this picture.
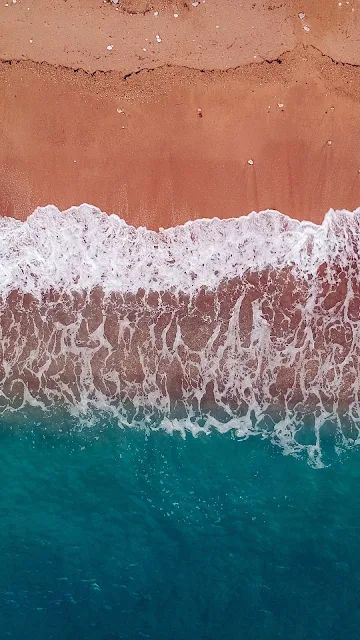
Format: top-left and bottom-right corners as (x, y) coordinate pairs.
(1, 0), (360, 228)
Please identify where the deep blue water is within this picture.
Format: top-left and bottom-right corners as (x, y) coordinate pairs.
(1, 421), (360, 639)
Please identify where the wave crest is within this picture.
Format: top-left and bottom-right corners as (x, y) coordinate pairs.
(0, 204), (359, 296)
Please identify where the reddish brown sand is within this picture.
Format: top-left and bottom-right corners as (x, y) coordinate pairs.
(1, 0), (360, 228)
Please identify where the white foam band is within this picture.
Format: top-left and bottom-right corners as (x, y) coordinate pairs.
(0, 204), (359, 296)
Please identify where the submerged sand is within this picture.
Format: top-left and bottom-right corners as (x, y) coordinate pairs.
(1, 0), (360, 228)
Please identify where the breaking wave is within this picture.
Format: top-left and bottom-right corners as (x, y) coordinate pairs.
(1, 204), (360, 466)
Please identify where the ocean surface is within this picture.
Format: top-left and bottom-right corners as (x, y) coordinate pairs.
(1, 422), (360, 639)
(1, 205), (360, 638)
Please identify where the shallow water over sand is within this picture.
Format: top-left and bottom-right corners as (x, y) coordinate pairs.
(1, 206), (360, 463)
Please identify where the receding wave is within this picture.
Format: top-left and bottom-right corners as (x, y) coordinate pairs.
(1, 204), (360, 466)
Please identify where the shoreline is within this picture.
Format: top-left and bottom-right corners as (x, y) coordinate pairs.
(1, 1), (360, 228)
(2, 47), (360, 229)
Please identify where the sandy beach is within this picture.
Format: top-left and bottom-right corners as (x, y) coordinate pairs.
(1, 0), (360, 228)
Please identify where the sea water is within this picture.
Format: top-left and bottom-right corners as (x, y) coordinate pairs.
(1, 423), (360, 639)
(1, 205), (360, 638)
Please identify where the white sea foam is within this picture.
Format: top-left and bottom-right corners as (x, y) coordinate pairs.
(0, 204), (360, 466)
(0, 204), (359, 296)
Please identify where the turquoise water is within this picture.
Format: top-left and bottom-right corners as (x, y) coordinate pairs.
(1, 421), (360, 639)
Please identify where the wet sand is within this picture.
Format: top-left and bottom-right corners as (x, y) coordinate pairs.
(1, 0), (360, 228)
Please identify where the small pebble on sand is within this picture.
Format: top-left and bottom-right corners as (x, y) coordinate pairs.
(327, 140), (332, 145)
(156, 34), (162, 43)
(107, 45), (113, 51)
(154, 11), (158, 16)
(298, 12), (305, 19)
(247, 159), (254, 165)
(303, 25), (310, 32)
(174, 13), (179, 17)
